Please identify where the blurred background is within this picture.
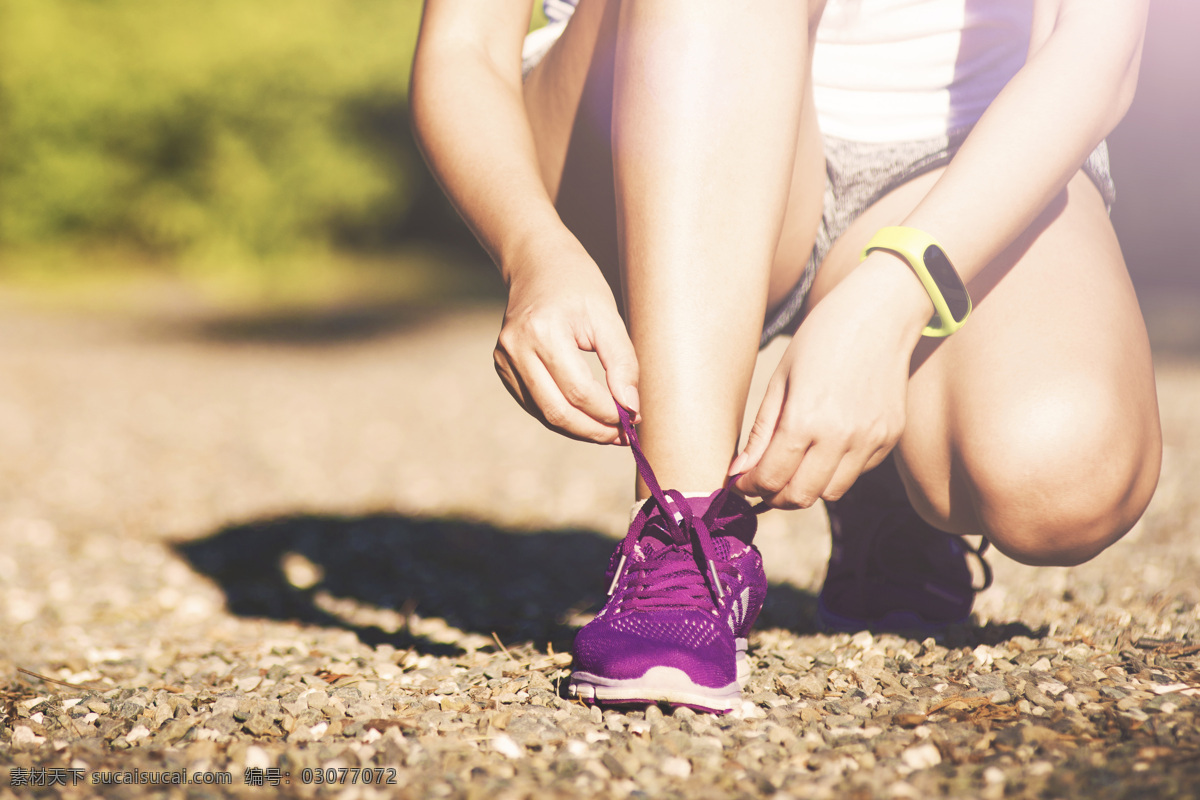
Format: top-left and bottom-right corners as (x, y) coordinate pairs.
(0, 0), (1195, 342)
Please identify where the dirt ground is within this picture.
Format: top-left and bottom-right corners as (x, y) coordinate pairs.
(1, 294), (1198, 798)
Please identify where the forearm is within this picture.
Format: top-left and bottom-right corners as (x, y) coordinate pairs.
(410, 39), (579, 285)
(866, 0), (1148, 329)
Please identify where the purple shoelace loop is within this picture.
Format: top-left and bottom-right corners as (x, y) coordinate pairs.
(607, 403), (757, 610)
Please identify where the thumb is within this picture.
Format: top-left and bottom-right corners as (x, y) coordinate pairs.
(730, 378), (784, 480)
(592, 316), (640, 420)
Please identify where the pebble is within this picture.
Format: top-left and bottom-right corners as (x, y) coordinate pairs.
(490, 735), (523, 760)
(901, 743), (942, 771)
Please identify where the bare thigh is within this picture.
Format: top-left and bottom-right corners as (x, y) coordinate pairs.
(808, 168), (1162, 566)
(521, 0), (828, 317)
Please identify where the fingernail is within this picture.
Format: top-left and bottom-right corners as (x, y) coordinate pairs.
(728, 452), (748, 477)
(623, 386), (640, 414)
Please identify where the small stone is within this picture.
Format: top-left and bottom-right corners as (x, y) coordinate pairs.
(281, 551), (324, 589)
(237, 676), (262, 693)
(11, 726), (47, 748)
(902, 742), (942, 770)
(794, 674), (828, 698)
(440, 697), (470, 713)
(157, 719), (193, 744)
(244, 745), (271, 770)
(602, 752), (631, 779)
(491, 734), (523, 759)
(213, 696), (238, 716)
(672, 706), (696, 722)
(1024, 685), (1056, 710)
(206, 714), (239, 735)
(1020, 725), (1060, 746)
(282, 700), (307, 719)
(660, 756), (691, 778)
(245, 714), (277, 737)
(628, 719), (651, 736)
(970, 674), (1005, 694)
(800, 707), (824, 724)
(851, 632), (874, 649)
(116, 701), (145, 719)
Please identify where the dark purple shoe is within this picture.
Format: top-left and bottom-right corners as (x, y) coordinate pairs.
(568, 405), (768, 713)
(817, 457), (992, 635)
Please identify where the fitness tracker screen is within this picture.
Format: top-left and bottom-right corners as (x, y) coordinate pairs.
(923, 245), (970, 322)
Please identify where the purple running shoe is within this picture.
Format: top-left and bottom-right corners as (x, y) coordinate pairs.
(817, 456), (992, 635)
(569, 404), (768, 713)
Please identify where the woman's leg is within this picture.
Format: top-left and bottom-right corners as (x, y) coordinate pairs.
(806, 167), (1162, 567)
(524, 0), (828, 496)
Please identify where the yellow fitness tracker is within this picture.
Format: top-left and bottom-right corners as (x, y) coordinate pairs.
(861, 226), (972, 338)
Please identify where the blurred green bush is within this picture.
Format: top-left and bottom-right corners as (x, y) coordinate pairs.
(0, 0), (428, 273)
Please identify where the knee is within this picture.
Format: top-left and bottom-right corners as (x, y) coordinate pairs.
(958, 387), (1162, 567)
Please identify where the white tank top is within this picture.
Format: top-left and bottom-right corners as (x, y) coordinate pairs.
(812, 0), (1033, 142)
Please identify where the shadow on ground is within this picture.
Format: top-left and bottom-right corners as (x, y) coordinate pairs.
(150, 292), (499, 348)
(176, 512), (1043, 656)
(175, 513), (822, 655)
(179, 300), (448, 347)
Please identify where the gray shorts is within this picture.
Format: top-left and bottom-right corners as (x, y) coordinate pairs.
(759, 131), (1117, 346)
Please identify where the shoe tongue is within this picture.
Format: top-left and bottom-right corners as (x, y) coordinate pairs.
(632, 491), (757, 560)
(706, 492), (758, 547)
(630, 528), (679, 563)
(637, 505), (691, 553)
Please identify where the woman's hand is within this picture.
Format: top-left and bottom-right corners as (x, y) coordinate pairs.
(731, 253), (932, 507)
(493, 239), (641, 444)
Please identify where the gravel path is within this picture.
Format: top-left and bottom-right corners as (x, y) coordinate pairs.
(1, 300), (1199, 799)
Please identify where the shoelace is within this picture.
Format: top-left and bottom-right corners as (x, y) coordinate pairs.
(967, 537), (993, 592)
(607, 403), (767, 613)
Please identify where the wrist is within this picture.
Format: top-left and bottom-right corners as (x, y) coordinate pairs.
(855, 250), (937, 340)
(498, 227), (590, 288)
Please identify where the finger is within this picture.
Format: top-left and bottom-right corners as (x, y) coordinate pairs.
(493, 348), (530, 409)
(497, 330), (623, 445)
(820, 446), (877, 503)
(589, 316), (640, 424)
(735, 423), (811, 500)
(505, 344), (621, 444)
(766, 441), (845, 509)
(730, 376), (786, 481)
(861, 442), (895, 473)
(537, 335), (626, 432)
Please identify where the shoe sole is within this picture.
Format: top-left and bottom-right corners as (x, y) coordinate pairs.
(816, 598), (967, 637)
(568, 639), (748, 714)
